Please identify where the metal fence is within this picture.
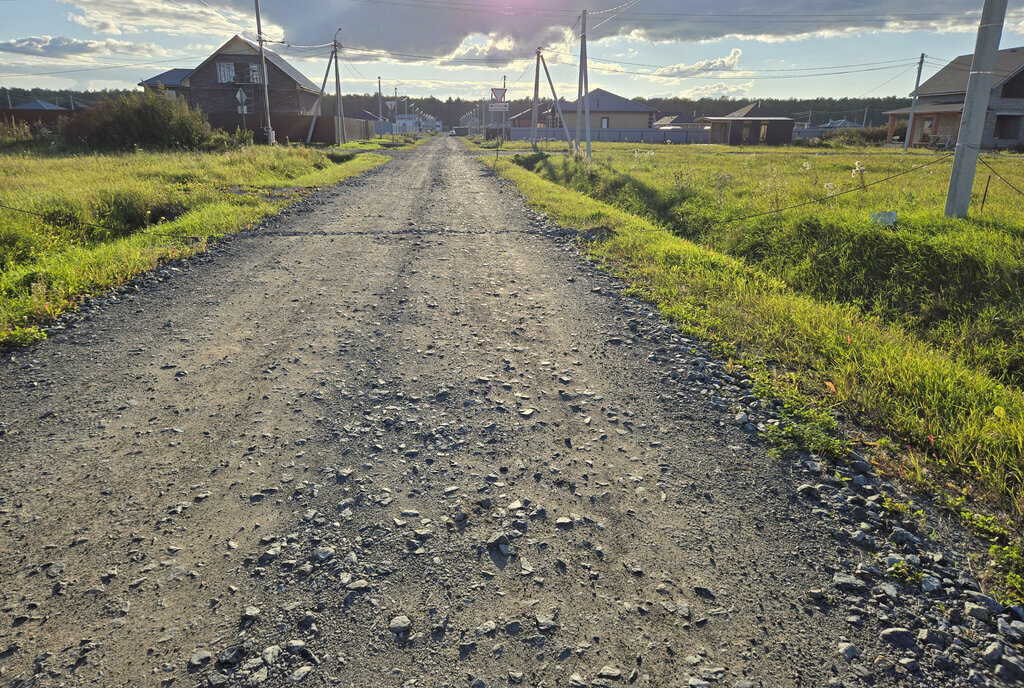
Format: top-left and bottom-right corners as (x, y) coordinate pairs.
(508, 126), (709, 144)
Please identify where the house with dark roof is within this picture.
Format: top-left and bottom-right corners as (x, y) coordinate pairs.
(653, 113), (694, 129)
(884, 46), (1024, 148)
(139, 35), (322, 131)
(695, 103), (795, 145)
(562, 88), (656, 130)
(10, 99), (67, 111)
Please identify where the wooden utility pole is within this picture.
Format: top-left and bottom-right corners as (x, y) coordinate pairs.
(254, 0), (274, 144)
(904, 53), (925, 151)
(945, 0), (1007, 218)
(531, 48), (541, 150)
(306, 48), (336, 144)
(334, 29), (347, 144)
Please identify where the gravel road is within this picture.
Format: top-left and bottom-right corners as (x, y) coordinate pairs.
(2, 137), (1022, 688)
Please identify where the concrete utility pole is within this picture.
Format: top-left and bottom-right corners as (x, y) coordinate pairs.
(378, 76), (383, 137)
(945, 0), (1007, 218)
(581, 12), (591, 160)
(531, 48), (541, 150)
(541, 54), (574, 151)
(306, 48), (335, 144)
(334, 28), (347, 144)
(254, 0), (275, 144)
(904, 53), (925, 151)
(574, 10), (585, 154)
(4, 88), (11, 109)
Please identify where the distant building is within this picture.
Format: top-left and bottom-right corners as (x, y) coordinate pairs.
(821, 119), (863, 129)
(884, 46), (1024, 148)
(10, 99), (67, 110)
(561, 88), (656, 130)
(653, 113), (694, 129)
(695, 103), (795, 145)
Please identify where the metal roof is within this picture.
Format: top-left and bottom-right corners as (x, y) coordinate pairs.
(885, 103), (966, 116)
(235, 35), (320, 93)
(11, 99), (66, 110)
(917, 46), (1024, 96)
(564, 88), (656, 113)
(138, 69), (192, 89)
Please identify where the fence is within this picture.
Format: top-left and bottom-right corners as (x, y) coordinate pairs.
(508, 126), (709, 144)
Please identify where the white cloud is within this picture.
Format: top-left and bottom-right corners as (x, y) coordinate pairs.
(0, 35), (168, 59)
(677, 80), (755, 99)
(652, 49), (742, 78)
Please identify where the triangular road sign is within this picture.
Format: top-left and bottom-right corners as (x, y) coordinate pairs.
(387, 100), (397, 111)
(491, 88), (507, 103)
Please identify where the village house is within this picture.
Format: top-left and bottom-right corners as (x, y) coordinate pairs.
(561, 88), (656, 130)
(695, 102), (795, 145)
(140, 35), (322, 139)
(884, 46), (1024, 149)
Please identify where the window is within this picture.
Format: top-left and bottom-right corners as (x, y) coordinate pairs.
(249, 63), (261, 84)
(994, 115), (1022, 140)
(216, 62), (235, 84)
(759, 123), (768, 142)
(601, 116), (609, 129)
(164, 90), (177, 101)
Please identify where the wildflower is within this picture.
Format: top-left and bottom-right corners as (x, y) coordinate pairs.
(851, 161), (867, 178)
(802, 161), (812, 171)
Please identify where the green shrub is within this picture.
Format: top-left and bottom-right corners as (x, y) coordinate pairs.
(59, 90), (217, 150)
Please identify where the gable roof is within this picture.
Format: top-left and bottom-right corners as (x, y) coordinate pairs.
(185, 35), (319, 93)
(565, 88), (655, 113)
(918, 46), (1024, 96)
(697, 102), (793, 122)
(139, 68), (192, 89)
(653, 113), (693, 126)
(11, 99), (66, 110)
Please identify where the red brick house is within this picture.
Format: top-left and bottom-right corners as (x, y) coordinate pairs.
(140, 35), (321, 137)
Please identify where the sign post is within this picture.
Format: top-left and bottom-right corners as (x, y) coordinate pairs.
(236, 88), (249, 129)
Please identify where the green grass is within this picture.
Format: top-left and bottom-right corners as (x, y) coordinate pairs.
(1, 147), (388, 345)
(509, 145), (1024, 390)
(486, 156), (1024, 603)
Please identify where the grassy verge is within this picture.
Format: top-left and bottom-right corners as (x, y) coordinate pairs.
(1, 148), (388, 345)
(487, 157), (1024, 603)
(508, 148), (1024, 393)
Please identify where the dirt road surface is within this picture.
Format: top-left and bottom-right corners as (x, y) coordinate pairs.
(2, 138), (1022, 688)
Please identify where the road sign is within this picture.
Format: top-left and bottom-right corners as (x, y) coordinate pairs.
(235, 88), (248, 104)
(237, 105), (250, 114)
(386, 100), (397, 111)
(491, 88), (507, 103)
(489, 103), (509, 111)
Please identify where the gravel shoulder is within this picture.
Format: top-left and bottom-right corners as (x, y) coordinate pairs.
(1, 137), (1022, 688)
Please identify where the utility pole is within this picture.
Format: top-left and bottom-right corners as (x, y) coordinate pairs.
(378, 76), (383, 138)
(4, 87), (10, 109)
(945, 0), (1007, 218)
(306, 48), (336, 144)
(574, 10), (585, 155)
(863, 105), (869, 127)
(904, 53), (925, 151)
(334, 28), (347, 144)
(540, 54), (574, 151)
(531, 48), (541, 150)
(254, 0), (274, 144)
(582, 12), (591, 160)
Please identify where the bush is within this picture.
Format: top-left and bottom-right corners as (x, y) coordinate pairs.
(59, 90), (224, 151)
(825, 125), (899, 146)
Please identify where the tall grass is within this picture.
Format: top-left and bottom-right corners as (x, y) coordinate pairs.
(489, 158), (1024, 523)
(0, 148), (388, 344)
(512, 146), (1024, 388)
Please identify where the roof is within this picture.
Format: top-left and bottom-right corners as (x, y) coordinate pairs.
(350, 110), (382, 121)
(917, 46), (1024, 96)
(822, 119), (862, 128)
(565, 88), (655, 113)
(234, 35), (319, 92)
(178, 35), (320, 93)
(138, 68), (192, 89)
(11, 99), (66, 110)
(885, 102), (967, 116)
(695, 116), (795, 122)
(653, 114), (693, 127)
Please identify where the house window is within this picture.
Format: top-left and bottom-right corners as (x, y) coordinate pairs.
(601, 117), (610, 129)
(249, 63), (261, 84)
(164, 90), (177, 101)
(759, 123), (768, 142)
(994, 115), (1022, 140)
(216, 62), (235, 84)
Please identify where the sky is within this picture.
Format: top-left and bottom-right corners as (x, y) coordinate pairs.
(2, 0), (1024, 111)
